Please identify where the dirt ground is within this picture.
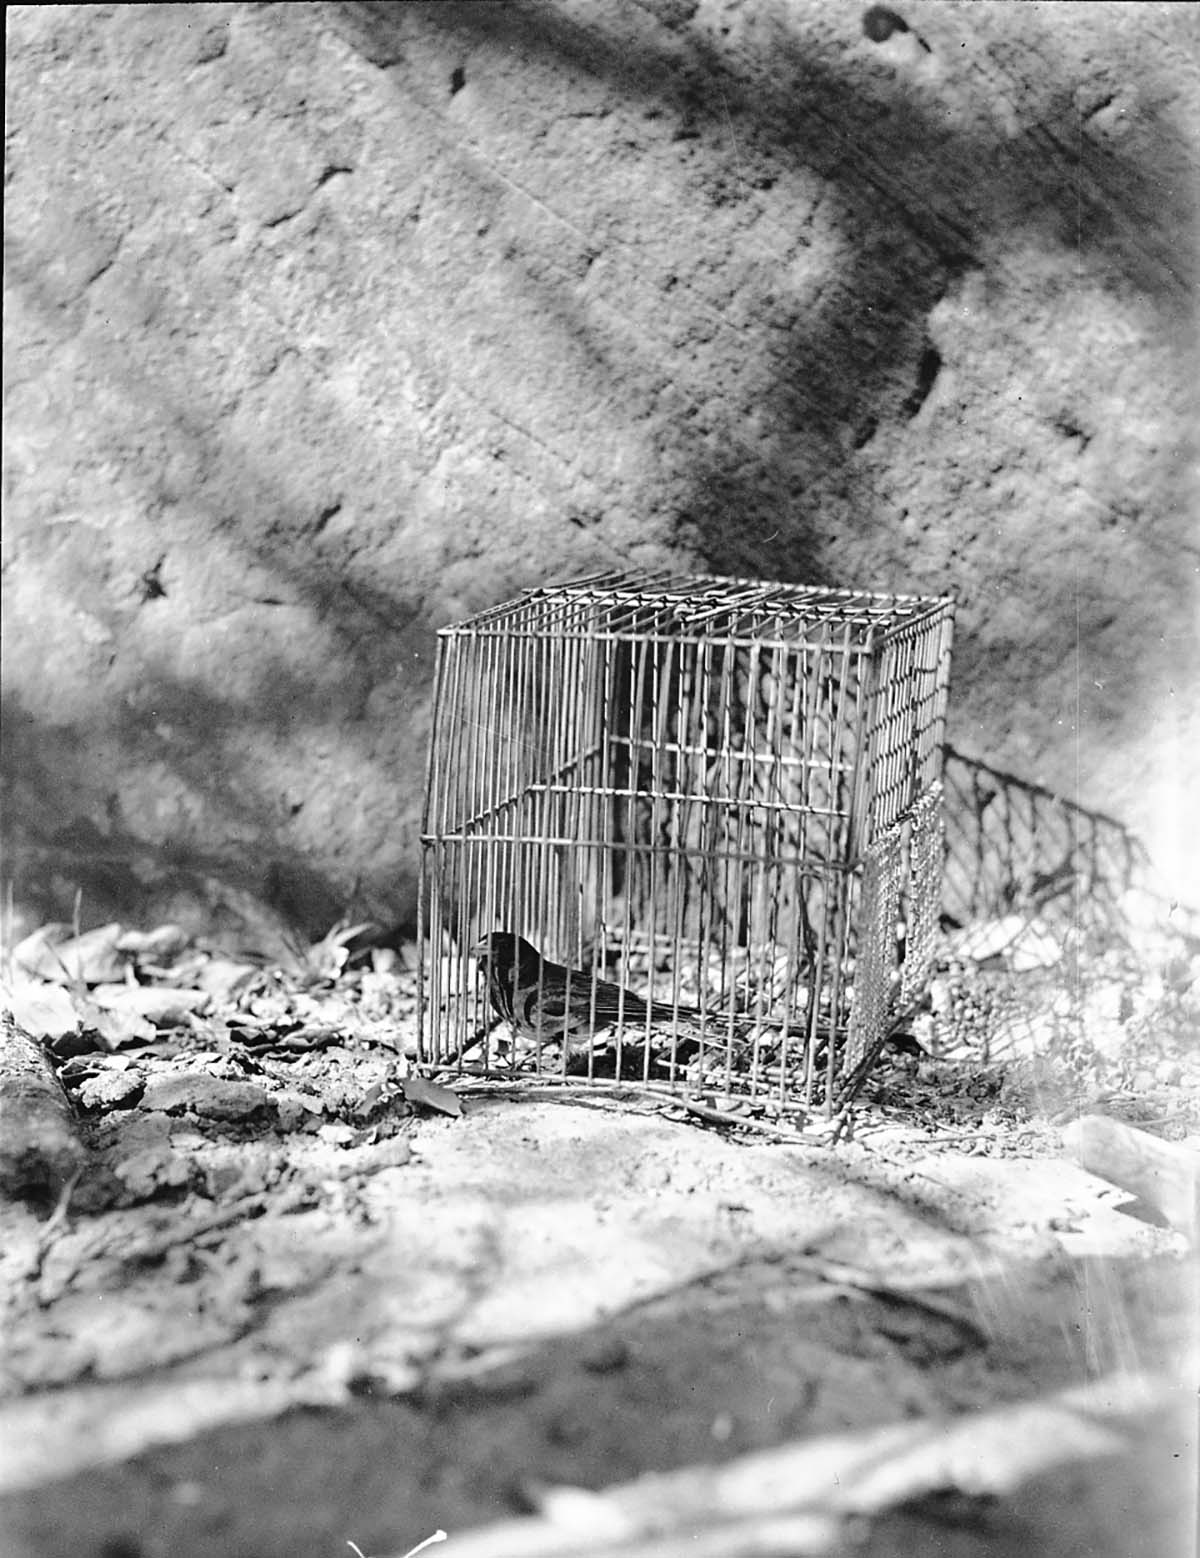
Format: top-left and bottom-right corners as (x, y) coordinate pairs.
(1, 923), (1197, 1558)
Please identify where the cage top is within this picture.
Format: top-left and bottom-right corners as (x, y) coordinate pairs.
(441, 568), (954, 648)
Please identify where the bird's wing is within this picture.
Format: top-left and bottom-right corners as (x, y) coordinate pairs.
(515, 977), (590, 1040)
(501, 958), (701, 1039)
(582, 973), (705, 1027)
(581, 976), (652, 1025)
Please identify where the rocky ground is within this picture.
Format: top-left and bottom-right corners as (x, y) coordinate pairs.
(0, 909), (1197, 1558)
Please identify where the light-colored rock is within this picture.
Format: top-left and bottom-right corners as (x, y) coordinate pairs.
(139, 1071), (269, 1120)
(78, 1068), (145, 1111)
(3, 0), (1197, 939)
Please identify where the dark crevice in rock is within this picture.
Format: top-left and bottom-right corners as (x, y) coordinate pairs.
(138, 558), (168, 603)
(1053, 416), (1092, 451)
(902, 343), (942, 419)
(862, 7), (910, 44)
(261, 205), (306, 230)
(1084, 93), (1118, 123)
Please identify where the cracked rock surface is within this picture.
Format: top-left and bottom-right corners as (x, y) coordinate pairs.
(4, 1), (1199, 937)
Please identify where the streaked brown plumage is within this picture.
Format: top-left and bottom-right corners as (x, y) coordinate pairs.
(472, 930), (699, 1046)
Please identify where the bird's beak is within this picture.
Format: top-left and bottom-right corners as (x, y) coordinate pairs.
(469, 937), (489, 960)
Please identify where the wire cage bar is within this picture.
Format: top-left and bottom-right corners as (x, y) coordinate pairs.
(419, 570), (954, 1119)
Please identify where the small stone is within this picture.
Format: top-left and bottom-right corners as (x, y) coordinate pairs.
(193, 957), (258, 1002)
(77, 1069), (144, 1111)
(274, 1089), (324, 1133)
(581, 1335), (630, 1374)
(205, 1159), (249, 1199)
(139, 1072), (269, 1120)
(113, 1143), (193, 1197)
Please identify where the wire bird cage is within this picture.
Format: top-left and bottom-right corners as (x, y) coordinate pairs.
(418, 570), (954, 1117)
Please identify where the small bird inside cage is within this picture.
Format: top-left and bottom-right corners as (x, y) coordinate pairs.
(472, 931), (707, 1058)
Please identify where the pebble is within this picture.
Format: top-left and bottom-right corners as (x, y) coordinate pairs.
(78, 1069), (144, 1111)
(139, 1072), (270, 1120)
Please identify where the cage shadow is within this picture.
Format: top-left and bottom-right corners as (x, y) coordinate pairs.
(940, 745), (1172, 942)
(2, 1215), (1188, 1558)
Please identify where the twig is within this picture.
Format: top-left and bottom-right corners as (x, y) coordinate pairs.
(15, 1165), (84, 1289)
(114, 1183), (314, 1271)
(671, 1096), (811, 1143)
(796, 1256), (988, 1349)
(1, 880), (15, 983)
(111, 1136), (417, 1276)
(352, 1533), (446, 1558)
(444, 1075), (827, 1144)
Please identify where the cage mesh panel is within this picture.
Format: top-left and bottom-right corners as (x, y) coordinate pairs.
(845, 827), (903, 1072)
(901, 782), (945, 1010)
(862, 608), (954, 847)
(420, 571), (953, 1113)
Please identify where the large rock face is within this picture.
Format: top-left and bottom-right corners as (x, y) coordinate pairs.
(4, 0), (1197, 938)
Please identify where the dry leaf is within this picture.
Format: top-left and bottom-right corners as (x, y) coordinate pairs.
(2, 979), (82, 1041)
(14, 924), (127, 986)
(192, 957), (259, 1002)
(115, 925), (190, 960)
(402, 1076), (462, 1116)
(89, 985), (211, 1025)
(87, 1003), (158, 1050)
